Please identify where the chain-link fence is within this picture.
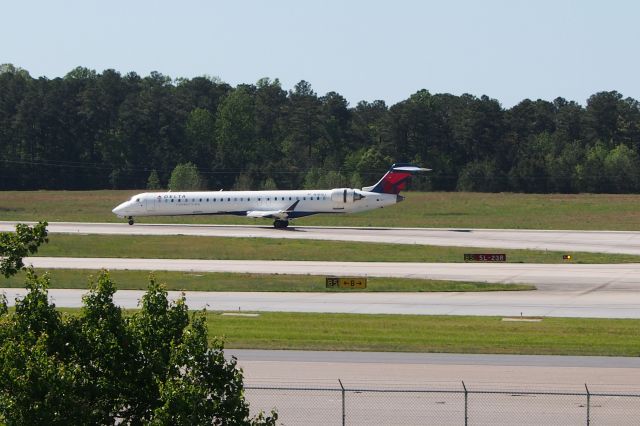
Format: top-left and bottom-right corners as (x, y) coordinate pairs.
(245, 381), (640, 425)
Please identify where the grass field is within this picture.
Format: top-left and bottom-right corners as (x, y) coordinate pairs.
(208, 312), (640, 356)
(49, 309), (640, 356)
(2, 190), (640, 230)
(0, 269), (533, 292)
(33, 234), (640, 264)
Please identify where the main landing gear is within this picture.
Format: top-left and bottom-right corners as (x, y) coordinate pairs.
(128, 216), (135, 225)
(273, 219), (289, 229)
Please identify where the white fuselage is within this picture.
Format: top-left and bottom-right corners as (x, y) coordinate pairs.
(112, 188), (399, 220)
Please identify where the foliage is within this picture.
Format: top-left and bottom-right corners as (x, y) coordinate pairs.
(168, 162), (206, 191)
(0, 270), (277, 425)
(456, 160), (501, 192)
(233, 173), (254, 190)
(147, 169), (162, 189)
(260, 177), (278, 190)
(0, 222), (48, 278)
(604, 143), (640, 192)
(1, 64), (640, 193)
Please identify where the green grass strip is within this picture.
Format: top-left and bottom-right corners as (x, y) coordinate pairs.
(51, 309), (640, 356)
(3, 190), (640, 230)
(207, 312), (640, 356)
(0, 269), (533, 292)
(34, 234), (640, 264)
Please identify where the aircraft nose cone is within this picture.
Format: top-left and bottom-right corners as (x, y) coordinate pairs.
(112, 202), (128, 216)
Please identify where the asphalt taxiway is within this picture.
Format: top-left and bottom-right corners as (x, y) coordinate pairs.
(230, 349), (640, 388)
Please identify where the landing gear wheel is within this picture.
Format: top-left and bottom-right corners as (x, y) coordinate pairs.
(128, 217), (134, 226)
(273, 219), (289, 229)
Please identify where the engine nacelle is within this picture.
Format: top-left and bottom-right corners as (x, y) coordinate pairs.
(330, 188), (365, 204)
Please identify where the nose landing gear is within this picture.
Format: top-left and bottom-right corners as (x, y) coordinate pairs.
(273, 219), (289, 229)
(128, 217), (135, 225)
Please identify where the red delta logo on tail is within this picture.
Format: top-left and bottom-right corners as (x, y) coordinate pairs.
(362, 163), (431, 194)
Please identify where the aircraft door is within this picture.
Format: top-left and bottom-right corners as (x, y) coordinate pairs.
(146, 198), (156, 212)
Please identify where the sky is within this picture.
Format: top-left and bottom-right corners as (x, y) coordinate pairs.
(2, 0), (638, 108)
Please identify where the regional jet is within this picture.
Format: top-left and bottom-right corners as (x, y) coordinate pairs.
(112, 164), (428, 228)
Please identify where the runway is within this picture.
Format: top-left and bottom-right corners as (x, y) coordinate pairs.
(4, 284), (640, 318)
(22, 256), (640, 292)
(2, 221), (640, 255)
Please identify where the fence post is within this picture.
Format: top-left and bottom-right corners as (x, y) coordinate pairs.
(339, 379), (346, 426)
(585, 383), (590, 426)
(462, 380), (468, 426)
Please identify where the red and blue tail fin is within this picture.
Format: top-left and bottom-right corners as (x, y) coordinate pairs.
(362, 163), (430, 194)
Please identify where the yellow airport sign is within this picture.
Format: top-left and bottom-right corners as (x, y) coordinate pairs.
(326, 277), (367, 289)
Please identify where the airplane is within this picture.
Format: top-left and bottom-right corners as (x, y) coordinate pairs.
(112, 163), (429, 228)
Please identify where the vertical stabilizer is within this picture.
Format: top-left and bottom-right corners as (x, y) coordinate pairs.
(361, 163), (430, 194)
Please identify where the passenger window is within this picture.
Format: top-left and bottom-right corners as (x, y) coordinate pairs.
(206, 198), (209, 202)
(171, 199), (174, 202)
(227, 198), (231, 201)
(303, 197), (306, 200)
(199, 198), (202, 202)
(178, 199), (181, 202)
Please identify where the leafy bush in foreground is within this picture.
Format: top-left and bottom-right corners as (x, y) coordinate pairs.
(0, 271), (276, 425)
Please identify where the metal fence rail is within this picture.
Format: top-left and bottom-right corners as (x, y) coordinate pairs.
(245, 381), (640, 425)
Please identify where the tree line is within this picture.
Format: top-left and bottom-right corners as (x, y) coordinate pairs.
(1, 64), (639, 193)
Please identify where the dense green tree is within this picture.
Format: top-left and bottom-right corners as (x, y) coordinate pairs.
(281, 81), (323, 173)
(147, 169), (162, 189)
(0, 220), (276, 425)
(0, 222), (48, 278)
(185, 107), (217, 170)
(457, 160), (502, 192)
(604, 143), (640, 193)
(508, 133), (555, 193)
(260, 177), (278, 190)
(0, 271), (277, 425)
(546, 141), (583, 193)
(168, 162), (205, 190)
(585, 91), (624, 145)
(233, 173), (255, 190)
(575, 142), (609, 193)
(215, 86), (257, 179)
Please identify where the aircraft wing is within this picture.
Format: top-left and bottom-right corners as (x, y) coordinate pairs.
(246, 200), (299, 220)
(246, 210), (290, 219)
